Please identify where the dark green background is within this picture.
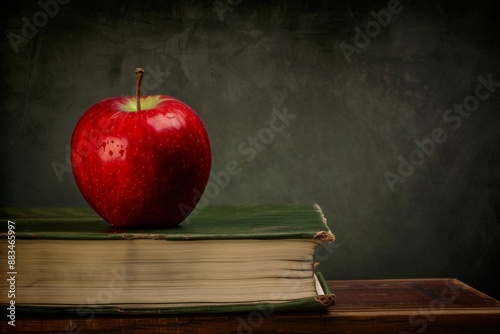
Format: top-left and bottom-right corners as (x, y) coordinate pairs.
(1, 0), (499, 300)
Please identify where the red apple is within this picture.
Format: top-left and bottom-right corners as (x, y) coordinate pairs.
(70, 68), (211, 228)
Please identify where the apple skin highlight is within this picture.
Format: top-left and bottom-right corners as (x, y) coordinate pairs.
(70, 95), (211, 228)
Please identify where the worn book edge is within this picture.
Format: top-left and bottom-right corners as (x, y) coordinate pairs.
(313, 203), (335, 243)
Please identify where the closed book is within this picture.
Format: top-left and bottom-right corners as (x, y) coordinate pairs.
(0, 204), (335, 314)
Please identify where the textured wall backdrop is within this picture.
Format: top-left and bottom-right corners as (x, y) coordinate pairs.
(1, 0), (499, 299)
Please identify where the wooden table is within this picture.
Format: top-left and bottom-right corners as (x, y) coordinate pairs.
(10, 278), (500, 333)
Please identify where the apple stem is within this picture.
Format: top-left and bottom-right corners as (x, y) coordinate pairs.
(135, 68), (145, 111)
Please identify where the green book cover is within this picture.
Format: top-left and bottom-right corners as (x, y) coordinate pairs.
(0, 204), (336, 315)
(0, 204), (334, 241)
